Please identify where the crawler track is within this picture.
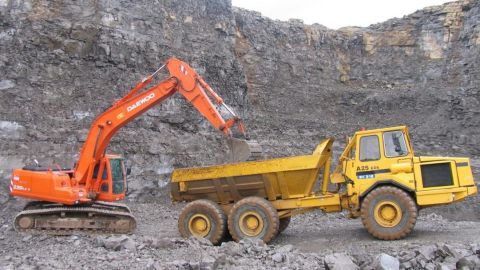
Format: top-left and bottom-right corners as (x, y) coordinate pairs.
(14, 201), (136, 235)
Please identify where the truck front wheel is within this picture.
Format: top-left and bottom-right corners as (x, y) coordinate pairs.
(360, 186), (417, 240)
(178, 199), (227, 245)
(228, 196), (279, 243)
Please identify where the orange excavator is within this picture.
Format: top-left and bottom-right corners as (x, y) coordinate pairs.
(10, 57), (257, 234)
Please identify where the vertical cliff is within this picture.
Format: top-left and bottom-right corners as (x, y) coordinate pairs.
(0, 0), (479, 202)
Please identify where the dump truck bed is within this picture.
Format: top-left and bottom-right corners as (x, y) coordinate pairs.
(171, 139), (334, 205)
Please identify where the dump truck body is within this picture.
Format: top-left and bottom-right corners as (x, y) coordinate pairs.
(171, 139), (341, 215)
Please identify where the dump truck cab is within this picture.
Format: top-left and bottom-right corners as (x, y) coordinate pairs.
(338, 126), (477, 215)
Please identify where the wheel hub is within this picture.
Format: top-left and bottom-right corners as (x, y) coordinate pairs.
(188, 214), (211, 237)
(374, 201), (402, 227)
(239, 211), (264, 236)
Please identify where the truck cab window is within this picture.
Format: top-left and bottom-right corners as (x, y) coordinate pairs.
(359, 135), (380, 161)
(383, 131), (408, 158)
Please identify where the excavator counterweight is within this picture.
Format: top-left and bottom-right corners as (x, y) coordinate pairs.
(10, 57), (258, 234)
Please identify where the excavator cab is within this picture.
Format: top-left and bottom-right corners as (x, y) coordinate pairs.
(95, 155), (127, 202)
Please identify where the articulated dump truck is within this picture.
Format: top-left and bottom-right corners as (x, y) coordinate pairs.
(171, 126), (477, 244)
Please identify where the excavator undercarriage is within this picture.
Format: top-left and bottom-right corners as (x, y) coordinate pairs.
(14, 201), (136, 234)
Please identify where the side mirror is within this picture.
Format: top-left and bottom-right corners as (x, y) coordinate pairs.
(126, 168), (131, 176)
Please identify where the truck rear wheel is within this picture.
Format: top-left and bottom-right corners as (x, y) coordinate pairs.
(361, 186), (417, 240)
(178, 199), (226, 245)
(228, 197), (279, 243)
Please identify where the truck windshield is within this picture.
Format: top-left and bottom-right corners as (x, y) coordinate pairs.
(110, 159), (125, 194)
(359, 135), (380, 161)
(383, 131), (408, 158)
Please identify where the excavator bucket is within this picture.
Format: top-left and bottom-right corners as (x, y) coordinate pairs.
(226, 138), (263, 162)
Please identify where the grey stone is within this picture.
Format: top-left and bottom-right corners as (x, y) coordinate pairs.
(424, 262), (435, 270)
(272, 253), (285, 263)
(456, 257), (475, 270)
(168, 260), (191, 269)
(417, 245), (437, 261)
(199, 256), (216, 269)
(324, 253), (359, 270)
(400, 260), (412, 269)
(0, 121), (26, 140)
(0, 80), (15, 90)
(372, 253), (400, 270)
(441, 244), (462, 258)
(143, 237), (171, 249)
(436, 263), (455, 270)
(122, 238), (137, 252)
(22, 235), (32, 242)
(219, 241), (244, 257)
(96, 235), (136, 252)
(463, 255), (480, 268)
(276, 244), (294, 254)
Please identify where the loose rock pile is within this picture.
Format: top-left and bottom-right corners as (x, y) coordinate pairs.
(0, 201), (479, 269)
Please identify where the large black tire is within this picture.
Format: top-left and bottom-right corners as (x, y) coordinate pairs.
(228, 197), (279, 243)
(278, 217), (291, 234)
(361, 186), (417, 240)
(178, 200), (227, 245)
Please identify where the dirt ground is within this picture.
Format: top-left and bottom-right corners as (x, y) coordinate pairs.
(1, 199), (479, 269)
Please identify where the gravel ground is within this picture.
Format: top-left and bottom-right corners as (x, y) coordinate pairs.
(0, 199), (479, 269)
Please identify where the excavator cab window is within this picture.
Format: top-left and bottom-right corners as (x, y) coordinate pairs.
(109, 158), (125, 194)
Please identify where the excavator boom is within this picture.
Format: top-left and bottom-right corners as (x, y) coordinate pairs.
(75, 58), (247, 185)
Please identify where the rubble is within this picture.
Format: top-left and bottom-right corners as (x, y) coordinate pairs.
(0, 202), (479, 269)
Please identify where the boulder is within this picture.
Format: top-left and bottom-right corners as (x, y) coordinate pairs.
(372, 253), (400, 270)
(96, 235), (136, 252)
(324, 253), (359, 270)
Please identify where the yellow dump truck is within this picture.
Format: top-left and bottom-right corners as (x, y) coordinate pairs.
(171, 126), (477, 244)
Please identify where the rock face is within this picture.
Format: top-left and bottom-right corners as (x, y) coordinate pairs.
(233, 0), (480, 160)
(0, 0), (479, 209)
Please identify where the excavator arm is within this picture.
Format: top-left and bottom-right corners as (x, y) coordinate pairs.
(74, 57), (247, 186)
